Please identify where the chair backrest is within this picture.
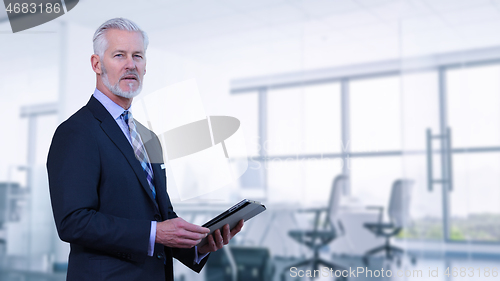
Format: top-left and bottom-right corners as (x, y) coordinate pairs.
(388, 179), (414, 227)
(326, 175), (348, 226)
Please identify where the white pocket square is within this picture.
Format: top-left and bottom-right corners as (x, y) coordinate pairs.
(160, 164), (166, 170)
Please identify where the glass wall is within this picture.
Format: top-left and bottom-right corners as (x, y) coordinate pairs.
(256, 63), (500, 243)
(400, 71), (443, 241)
(349, 76), (402, 207)
(266, 83), (342, 205)
(447, 65), (500, 242)
(267, 83), (342, 156)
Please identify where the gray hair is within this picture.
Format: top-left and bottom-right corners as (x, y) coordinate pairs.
(93, 18), (149, 57)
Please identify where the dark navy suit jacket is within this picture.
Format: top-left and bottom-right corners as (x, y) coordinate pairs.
(47, 96), (208, 281)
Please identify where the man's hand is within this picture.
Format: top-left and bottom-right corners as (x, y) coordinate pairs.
(197, 219), (244, 255)
(155, 217), (210, 248)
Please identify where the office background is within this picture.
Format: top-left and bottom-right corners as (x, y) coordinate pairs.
(1, 0), (500, 280)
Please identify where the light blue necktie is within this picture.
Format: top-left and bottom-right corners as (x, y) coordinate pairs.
(122, 110), (156, 199)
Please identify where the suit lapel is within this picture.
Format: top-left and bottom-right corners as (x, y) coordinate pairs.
(86, 96), (158, 207)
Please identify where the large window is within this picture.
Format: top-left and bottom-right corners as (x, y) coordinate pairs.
(447, 65), (500, 148)
(447, 65), (500, 241)
(234, 55), (500, 244)
(229, 92), (259, 157)
(399, 71), (443, 240)
(350, 157), (402, 206)
(267, 83), (341, 155)
(350, 76), (401, 152)
(266, 83), (342, 205)
(451, 153), (500, 241)
(267, 159), (343, 205)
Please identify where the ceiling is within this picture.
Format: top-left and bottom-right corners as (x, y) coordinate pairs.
(3, 0), (500, 76)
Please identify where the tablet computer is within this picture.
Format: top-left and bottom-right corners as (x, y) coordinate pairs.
(197, 199), (266, 247)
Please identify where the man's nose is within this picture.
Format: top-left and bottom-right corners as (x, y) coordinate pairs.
(124, 55), (136, 70)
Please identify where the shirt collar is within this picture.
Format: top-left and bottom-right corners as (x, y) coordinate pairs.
(92, 88), (131, 120)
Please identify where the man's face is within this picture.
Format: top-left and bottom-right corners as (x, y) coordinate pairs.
(100, 29), (146, 98)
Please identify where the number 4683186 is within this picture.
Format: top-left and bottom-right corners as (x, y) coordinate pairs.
(445, 267), (498, 278)
(6, 2), (62, 14)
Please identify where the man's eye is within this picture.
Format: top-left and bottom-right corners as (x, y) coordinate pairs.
(115, 54), (123, 57)
(134, 55), (143, 59)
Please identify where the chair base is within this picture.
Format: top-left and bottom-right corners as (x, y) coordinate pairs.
(366, 244), (403, 258)
(362, 241), (416, 267)
(281, 256), (347, 280)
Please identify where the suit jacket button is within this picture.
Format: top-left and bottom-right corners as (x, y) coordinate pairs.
(156, 253), (163, 259)
(154, 214), (161, 221)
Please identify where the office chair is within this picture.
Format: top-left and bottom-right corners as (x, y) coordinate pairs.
(281, 175), (348, 281)
(362, 179), (415, 266)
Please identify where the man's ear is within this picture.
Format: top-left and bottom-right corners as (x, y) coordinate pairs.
(91, 54), (102, 74)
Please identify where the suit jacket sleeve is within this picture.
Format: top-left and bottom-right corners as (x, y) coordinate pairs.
(172, 247), (209, 273)
(47, 118), (151, 262)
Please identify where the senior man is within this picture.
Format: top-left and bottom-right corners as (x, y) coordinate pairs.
(47, 18), (243, 281)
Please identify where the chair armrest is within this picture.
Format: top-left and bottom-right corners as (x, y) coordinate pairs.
(296, 208), (328, 232)
(366, 205), (384, 224)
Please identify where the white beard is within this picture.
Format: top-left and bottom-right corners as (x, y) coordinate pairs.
(101, 63), (143, 99)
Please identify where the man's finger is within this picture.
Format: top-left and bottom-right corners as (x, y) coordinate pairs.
(214, 229), (223, 249)
(198, 234), (216, 254)
(230, 219), (244, 237)
(182, 222), (210, 234)
(176, 238), (202, 248)
(207, 234), (217, 252)
(222, 224), (230, 244)
(178, 229), (208, 241)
